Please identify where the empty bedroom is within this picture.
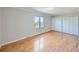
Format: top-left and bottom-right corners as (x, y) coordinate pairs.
(0, 7), (79, 52)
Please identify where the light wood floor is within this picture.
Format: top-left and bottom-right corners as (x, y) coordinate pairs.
(0, 31), (79, 52)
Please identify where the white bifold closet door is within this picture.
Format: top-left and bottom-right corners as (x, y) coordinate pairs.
(62, 16), (78, 36)
(52, 16), (62, 32)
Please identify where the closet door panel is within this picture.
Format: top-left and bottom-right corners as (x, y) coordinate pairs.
(73, 17), (78, 35)
(63, 16), (78, 35)
(52, 17), (62, 32)
(63, 17), (70, 34)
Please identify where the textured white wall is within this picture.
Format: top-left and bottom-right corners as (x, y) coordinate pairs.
(52, 16), (79, 35)
(2, 8), (51, 45)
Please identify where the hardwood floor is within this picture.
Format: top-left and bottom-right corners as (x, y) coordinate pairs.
(0, 31), (79, 52)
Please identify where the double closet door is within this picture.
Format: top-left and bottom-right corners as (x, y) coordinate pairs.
(63, 16), (78, 36)
(52, 16), (79, 36)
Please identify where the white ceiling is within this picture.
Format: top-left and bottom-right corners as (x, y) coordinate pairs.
(32, 7), (79, 16)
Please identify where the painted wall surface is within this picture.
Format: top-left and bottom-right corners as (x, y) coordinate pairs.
(2, 8), (51, 45)
(52, 16), (79, 35)
(0, 8), (2, 45)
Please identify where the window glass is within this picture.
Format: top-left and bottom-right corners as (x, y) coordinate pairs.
(34, 16), (40, 28)
(40, 16), (44, 28)
(34, 16), (44, 29)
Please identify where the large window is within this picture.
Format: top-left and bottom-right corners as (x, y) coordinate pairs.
(34, 16), (44, 29)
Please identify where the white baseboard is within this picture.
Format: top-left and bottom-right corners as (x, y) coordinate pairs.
(1, 30), (51, 47)
(1, 36), (27, 46)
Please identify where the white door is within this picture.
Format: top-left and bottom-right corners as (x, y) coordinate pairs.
(52, 16), (62, 32)
(63, 16), (78, 35)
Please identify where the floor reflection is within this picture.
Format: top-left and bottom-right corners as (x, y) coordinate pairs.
(33, 37), (45, 51)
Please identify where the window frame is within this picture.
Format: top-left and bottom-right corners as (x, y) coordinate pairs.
(34, 16), (44, 29)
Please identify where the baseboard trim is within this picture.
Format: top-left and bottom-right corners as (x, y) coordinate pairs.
(1, 30), (51, 47)
(1, 36), (27, 46)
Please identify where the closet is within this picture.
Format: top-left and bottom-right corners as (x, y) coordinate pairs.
(52, 16), (79, 36)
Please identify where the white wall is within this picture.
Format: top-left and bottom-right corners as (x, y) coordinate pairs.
(0, 8), (2, 45)
(52, 16), (79, 36)
(2, 8), (51, 45)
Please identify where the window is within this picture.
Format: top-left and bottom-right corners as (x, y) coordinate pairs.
(40, 16), (44, 28)
(34, 16), (40, 28)
(34, 16), (44, 29)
